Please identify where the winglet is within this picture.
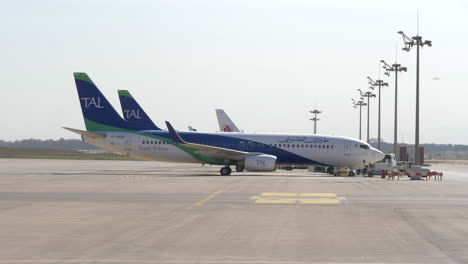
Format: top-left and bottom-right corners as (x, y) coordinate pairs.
(165, 121), (186, 144)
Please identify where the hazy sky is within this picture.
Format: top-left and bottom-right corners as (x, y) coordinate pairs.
(2, 0), (467, 144)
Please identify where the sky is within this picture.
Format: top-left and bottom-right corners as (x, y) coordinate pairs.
(1, 0), (467, 144)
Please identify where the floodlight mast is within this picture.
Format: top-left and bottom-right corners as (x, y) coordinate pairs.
(358, 88), (376, 143)
(381, 59), (407, 157)
(352, 97), (367, 140)
(367, 77), (388, 150)
(398, 30), (432, 165)
(309, 109), (322, 134)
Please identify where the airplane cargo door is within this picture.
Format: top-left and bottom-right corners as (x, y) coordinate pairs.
(344, 142), (351, 156)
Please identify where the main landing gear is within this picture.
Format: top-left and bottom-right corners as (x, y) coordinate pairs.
(235, 164), (245, 172)
(220, 167), (232, 176)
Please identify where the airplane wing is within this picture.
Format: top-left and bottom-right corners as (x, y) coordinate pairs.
(166, 121), (254, 161)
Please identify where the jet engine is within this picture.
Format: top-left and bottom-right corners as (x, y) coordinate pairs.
(244, 154), (277, 172)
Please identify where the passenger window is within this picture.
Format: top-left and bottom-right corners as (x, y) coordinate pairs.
(292, 144), (295, 148)
(287, 144), (290, 148)
(142, 141), (145, 144)
(301, 144), (304, 148)
(319, 145), (321, 148)
(327, 145), (329, 149)
(331, 145), (334, 149)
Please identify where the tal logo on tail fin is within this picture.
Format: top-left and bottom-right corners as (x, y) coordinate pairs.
(123, 109), (142, 119)
(81, 97), (104, 108)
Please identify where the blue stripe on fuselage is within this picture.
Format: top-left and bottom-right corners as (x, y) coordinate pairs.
(142, 131), (330, 166)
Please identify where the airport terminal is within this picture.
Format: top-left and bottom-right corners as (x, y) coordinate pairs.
(2, 1), (468, 264)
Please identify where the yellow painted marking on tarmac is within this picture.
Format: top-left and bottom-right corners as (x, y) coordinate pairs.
(255, 198), (341, 204)
(260, 192), (337, 197)
(255, 198), (300, 204)
(251, 192), (346, 205)
(192, 189), (224, 207)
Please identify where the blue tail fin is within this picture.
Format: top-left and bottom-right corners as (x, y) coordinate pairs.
(74, 73), (131, 131)
(118, 90), (161, 130)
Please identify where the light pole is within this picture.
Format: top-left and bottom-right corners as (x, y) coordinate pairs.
(398, 30), (432, 165)
(352, 98), (367, 140)
(381, 60), (407, 158)
(367, 77), (388, 151)
(358, 89), (376, 143)
(309, 109), (322, 134)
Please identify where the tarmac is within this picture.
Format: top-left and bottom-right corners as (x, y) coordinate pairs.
(1, 158), (468, 264)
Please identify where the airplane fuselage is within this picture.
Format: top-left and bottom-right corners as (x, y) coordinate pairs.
(83, 130), (382, 168)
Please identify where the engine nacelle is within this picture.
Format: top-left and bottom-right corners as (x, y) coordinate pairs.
(244, 154), (277, 172)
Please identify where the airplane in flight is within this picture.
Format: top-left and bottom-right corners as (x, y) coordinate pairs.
(65, 73), (384, 176)
(216, 109), (242, 132)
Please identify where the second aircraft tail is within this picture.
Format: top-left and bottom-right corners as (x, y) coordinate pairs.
(118, 90), (161, 130)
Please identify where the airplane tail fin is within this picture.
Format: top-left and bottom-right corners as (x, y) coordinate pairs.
(74, 73), (130, 131)
(215, 109), (241, 132)
(118, 90), (161, 130)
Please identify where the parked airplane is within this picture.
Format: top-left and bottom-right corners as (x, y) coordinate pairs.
(65, 73), (384, 176)
(118, 90), (161, 130)
(216, 109), (241, 132)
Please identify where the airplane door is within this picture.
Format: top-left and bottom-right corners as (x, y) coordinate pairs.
(344, 142), (351, 156)
(247, 141), (254, 151)
(239, 141), (246, 151)
(124, 136), (132, 151)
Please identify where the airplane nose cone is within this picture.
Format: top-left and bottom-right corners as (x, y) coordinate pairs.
(373, 149), (385, 162)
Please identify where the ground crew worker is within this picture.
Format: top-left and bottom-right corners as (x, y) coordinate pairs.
(399, 165), (405, 172)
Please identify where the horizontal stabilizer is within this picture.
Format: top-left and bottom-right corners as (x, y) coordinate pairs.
(63, 127), (106, 139)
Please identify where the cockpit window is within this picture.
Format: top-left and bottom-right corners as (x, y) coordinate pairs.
(359, 144), (370, 149)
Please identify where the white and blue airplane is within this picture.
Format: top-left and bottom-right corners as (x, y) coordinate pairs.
(65, 73), (384, 176)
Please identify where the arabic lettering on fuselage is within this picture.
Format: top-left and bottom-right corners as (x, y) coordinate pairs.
(278, 136), (329, 144)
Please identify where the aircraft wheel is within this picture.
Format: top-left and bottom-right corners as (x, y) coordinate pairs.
(235, 165), (244, 172)
(220, 167), (232, 176)
(348, 171), (355, 177)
